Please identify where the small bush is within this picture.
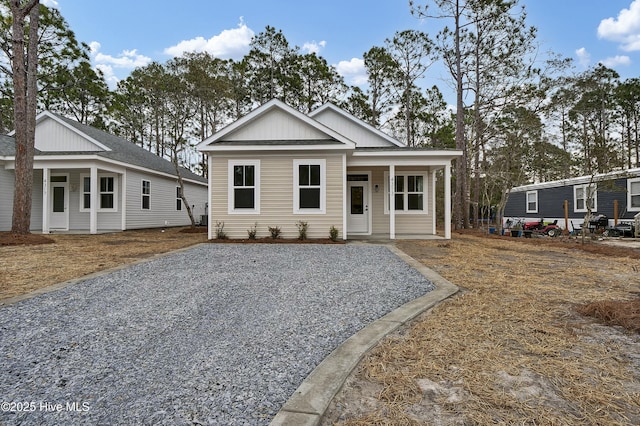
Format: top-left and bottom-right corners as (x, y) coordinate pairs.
(296, 221), (308, 240)
(329, 225), (339, 241)
(215, 221), (227, 239)
(247, 222), (258, 240)
(268, 226), (281, 239)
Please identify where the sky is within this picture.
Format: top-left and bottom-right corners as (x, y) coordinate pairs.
(44, 0), (640, 104)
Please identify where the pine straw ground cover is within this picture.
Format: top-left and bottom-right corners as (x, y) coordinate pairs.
(0, 227), (208, 301)
(323, 233), (640, 425)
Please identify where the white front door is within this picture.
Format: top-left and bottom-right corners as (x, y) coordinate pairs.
(347, 176), (369, 234)
(49, 175), (69, 230)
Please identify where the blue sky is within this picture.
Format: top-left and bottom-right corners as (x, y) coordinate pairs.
(47, 0), (640, 101)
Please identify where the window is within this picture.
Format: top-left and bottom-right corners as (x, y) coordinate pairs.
(293, 160), (325, 214)
(228, 160), (260, 214)
(628, 178), (640, 211)
(100, 177), (115, 209)
(142, 180), (150, 210)
(79, 174), (117, 212)
(82, 176), (91, 210)
(384, 172), (428, 214)
(176, 186), (182, 211)
(574, 184), (597, 212)
(526, 190), (538, 213)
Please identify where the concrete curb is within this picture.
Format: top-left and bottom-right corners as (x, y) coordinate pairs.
(270, 244), (459, 426)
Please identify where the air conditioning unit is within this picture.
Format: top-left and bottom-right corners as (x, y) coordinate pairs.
(634, 212), (640, 237)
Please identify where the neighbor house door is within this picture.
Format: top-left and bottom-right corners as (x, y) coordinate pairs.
(49, 175), (69, 230)
(347, 175), (369, 234)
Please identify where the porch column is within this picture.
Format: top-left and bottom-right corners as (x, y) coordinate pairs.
(207, 154), (213, 240)
(342, 153), (347, 240)
(120, 173), (127, 230)
(42, 167), (49, 234)
(389, 164), (395, 239)
(444, 163), (452, 239)
(90, 166), (98, 234)
(432, 169), (437, 235)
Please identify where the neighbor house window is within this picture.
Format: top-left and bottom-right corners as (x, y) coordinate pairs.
(629, 178), (640, 211)
(384, 172), (427, 214)
(293, 159), (325, 214)
(176, 186), (182, 211)
(574, 184), (597, 212)
(100, 176), (115, 209)
(80, 174), (118, 211)
(526, 190), (538, 213)
(142, 180), (150, 210)
(228, 160), (260, 214)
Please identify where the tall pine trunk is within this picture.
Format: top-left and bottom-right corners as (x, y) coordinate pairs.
(10, 1), (40, 235)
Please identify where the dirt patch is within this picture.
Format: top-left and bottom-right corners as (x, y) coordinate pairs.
(324, 232), (640, 425)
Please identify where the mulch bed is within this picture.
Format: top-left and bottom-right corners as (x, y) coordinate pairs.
(578, 298), (640, 333)
(208, 237), (345, 244)
(0, 233), (55, 246)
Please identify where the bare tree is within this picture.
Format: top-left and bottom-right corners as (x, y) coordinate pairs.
(10, 0), (40, 234)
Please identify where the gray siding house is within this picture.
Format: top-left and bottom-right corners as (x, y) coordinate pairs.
(0, 111), (208, 234)
(503, 168), (640, 230)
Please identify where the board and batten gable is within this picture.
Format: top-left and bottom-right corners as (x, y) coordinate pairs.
(222, 107), (332, 142)
(34, 116), (106, 152)
(211, 153), (344, 239)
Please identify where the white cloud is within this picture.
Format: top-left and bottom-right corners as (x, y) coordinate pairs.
(164, 20), (254, 59)
(95, 64), (119, 89)
(598, 0), (640, 51)
(41, 0), (59, 8)
(575, 47), (591, 68)
(302, 40), (327, 55)
(336, 57), (367, 86)
(600, 55), (632, 67)
(89, 41), (152, 69)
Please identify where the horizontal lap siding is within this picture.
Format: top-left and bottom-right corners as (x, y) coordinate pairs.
(211, 154), (344, 239)
(0, 166), (14, 231)
(348, 166), (433, 236)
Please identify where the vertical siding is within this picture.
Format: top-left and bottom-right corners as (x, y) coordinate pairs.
(211, 153), (344, 239)
(35, 118), (103, 152)
(125, 170), (208, 229)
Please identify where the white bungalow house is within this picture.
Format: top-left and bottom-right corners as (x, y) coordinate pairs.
(0, 111), (208, 234)
(197, 99), (461, 240)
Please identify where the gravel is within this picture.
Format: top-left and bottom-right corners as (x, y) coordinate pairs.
(0, 243), (434, 425)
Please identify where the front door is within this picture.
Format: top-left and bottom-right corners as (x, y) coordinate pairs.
(347, 175), (369, 234)
(49, 175), (69, 230)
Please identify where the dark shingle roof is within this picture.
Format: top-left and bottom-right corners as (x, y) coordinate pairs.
(0, 134), (17, 156)
(49, 114), (206, 184)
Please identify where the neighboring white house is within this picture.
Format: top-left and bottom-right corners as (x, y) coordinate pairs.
(197, 99), (461, 240)
(0, 111), (208, 234)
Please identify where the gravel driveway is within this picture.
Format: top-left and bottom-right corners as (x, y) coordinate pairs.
(0, 244), (434, 425)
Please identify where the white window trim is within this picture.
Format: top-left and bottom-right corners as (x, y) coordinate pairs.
(628, 177), (640, 212)
(383, 171), (428, 215)
(176, 186), (182, 211)
(526, 190), (538, 214)
(228, 160), (260, 214)
(141, 179), (151, 210)
(79, 173), (118, 212)
(293, 159), (326, 214)
(573, 183), (597, 213)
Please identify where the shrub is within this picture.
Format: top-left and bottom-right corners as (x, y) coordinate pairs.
(215, 221), (227, 239)
(247, 222), (258, 240)
(329, 225), (339, 242)
(296, 221), (308, 240)
(268, 226), (281, 239)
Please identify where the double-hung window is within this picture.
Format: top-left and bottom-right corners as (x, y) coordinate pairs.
(228, 160), (260, 213)
(294, 160), (325, 214)
(526, 190), (538, 213)
(628, 178), (640, 211)
(574, 184), (597, 212)
(142, 180), (150, 210)
(176, 186), (182, 211)
(384, 172), (427, 214)
(79, 174), (117, 212)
